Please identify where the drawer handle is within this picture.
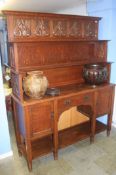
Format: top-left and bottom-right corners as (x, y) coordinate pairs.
(64, 99), (71, 105)
(84, 95), (89, 101)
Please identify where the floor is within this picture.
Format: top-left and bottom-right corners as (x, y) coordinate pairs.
(0, 113), (116, 175)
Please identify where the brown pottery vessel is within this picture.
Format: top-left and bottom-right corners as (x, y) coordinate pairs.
(23, 71), (48, 98)
(83, 63), (108, 86)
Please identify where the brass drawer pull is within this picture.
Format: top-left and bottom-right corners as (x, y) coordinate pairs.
(64, 99), (71, 105)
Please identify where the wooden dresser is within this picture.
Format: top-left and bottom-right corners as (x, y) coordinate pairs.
(3, 10), (115, 171)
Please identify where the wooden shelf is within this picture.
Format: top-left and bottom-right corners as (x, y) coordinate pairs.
(32, 136), (53, 159)
(31, 120), (107, 159)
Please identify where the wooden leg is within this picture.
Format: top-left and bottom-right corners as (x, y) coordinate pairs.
(12, 100), (23, 152)
(53, 101), (58, 160)
(107, 113), (112, 136)
(90, 135), (94, 144)
(53, 120), (58, 160)
(107, 86), (115, 136)
(27, 160), (32, 172)
(51, 134), (58, 160)
(90, 101), (97, 144)
(90, 115), (94, 143)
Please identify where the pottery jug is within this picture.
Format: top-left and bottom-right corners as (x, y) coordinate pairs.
(23, 71), (48, 98)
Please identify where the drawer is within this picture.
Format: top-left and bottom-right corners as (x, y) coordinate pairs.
(58, 92), (94, 114)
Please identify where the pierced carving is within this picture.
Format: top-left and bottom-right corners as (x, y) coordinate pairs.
(52, 20), (67, 36)
(69, 21), (82, 37)
(34, 18), (50, 36)
(14, 18), (31, 36)
(11, 73), (20, 97)
(84, 21), (96, 38)
(12, 16), (98, 40)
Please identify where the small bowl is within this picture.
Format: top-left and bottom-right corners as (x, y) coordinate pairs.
(83, 63), (108, 86)
(46, 88), (60, 96)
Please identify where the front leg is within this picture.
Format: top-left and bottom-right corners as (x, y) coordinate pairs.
(107, 113), (112, 136)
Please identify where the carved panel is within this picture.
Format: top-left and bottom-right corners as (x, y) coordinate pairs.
(52, 20), (67, 36)
(84, 20), (98, 39)
(11, 71), (24, 101)
(13, 41), (105, 71)
(9, 45), (15, 68)
(68, 20), (82, 37)
(33, 18), (50, 36)
(95, 42), (107, 61)
(11, 72), (20, 97)
(3, 10), (100, 41)
(99, 43), (106, 58)
(14, 17), (31, 36)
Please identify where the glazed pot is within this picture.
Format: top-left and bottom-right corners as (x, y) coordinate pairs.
(83, 63), (108, 86)
(23, 71), (48, 99)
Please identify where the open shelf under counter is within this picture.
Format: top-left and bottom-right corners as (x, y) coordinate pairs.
(31, 120), (107, 160)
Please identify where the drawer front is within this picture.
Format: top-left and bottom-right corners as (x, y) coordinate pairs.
(29, 101), (54, 138)
(58, 92), (94, 114)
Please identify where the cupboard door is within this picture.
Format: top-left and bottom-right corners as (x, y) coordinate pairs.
(96, 86), (112, 116)
(29, 101), (54, 138)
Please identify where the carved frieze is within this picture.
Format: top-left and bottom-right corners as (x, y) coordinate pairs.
(3, 10), (100, 41)
(8, 15), (99, 40)
(84, 21), (97, 38)
(68, 21), (82, 37)
(52, 20), (67, 36)
(34, 18), (50, 36)
(14, 18), (31, 36)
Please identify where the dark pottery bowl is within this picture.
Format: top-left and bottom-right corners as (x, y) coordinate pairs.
(83, 63), (108, 86)
(46, 87), (60, 96)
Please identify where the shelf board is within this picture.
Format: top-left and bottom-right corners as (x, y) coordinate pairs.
(31, 120), (107, 160)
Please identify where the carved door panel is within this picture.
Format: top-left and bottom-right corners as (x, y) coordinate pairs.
(29, 101), (54, 138)
(96, 86), (112, 116)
